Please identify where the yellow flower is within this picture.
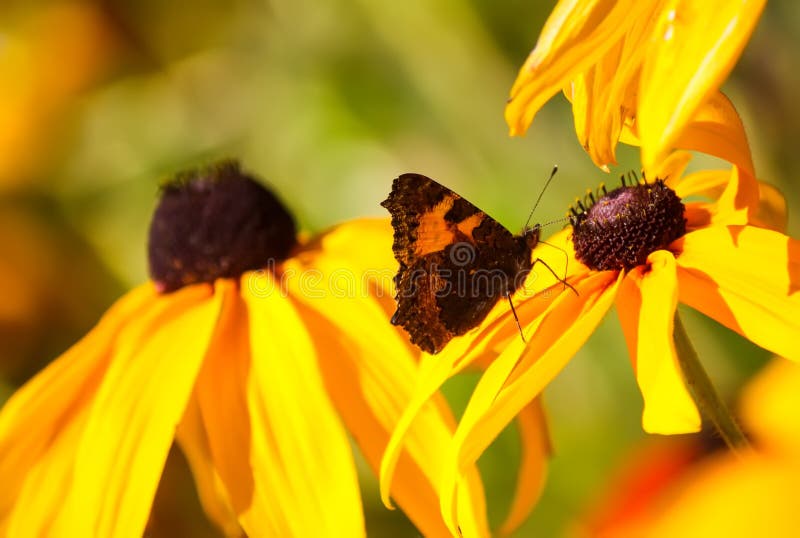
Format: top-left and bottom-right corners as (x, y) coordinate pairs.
(586, 359), (800, 537)
(0, 162), (489, 537)
(505, 0), (765, 173)
(381, 153), (798, 535)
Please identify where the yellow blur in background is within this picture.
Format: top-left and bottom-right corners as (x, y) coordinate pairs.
(1, 1), (798, 535)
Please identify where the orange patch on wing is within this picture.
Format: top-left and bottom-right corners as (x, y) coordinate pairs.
(415, 197), (456, 256)
(457, 213), (485, 237)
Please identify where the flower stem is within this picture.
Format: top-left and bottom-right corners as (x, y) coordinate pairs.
(673, 311), (749, 452)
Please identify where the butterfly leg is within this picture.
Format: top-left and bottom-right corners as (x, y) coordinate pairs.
(531, 257), (578, 296)
(504, 291), (527, 344)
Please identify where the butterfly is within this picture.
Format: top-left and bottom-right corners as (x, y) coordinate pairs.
(381, 172), (555, 354)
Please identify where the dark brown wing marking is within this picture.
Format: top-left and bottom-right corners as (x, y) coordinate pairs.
(381, 173), (534, 354)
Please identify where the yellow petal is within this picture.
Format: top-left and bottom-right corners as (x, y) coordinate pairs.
(441, 270), (621, 533)
(194, 279), (284, 535)
(176, 281), (245, 536)
(672, 168), (729, 200)
(618, 252), (701, 434)
(299, 217), (396, 276)
(242, 278), (366, 537)
(656, 150), (693, 189)
(285, 250), (490, 537)
(682, 166), (787, 232)
(175, 392), (242, 537)
(506, 0), (653, 136)
(674, 92), (754, 174)
(496, 398), (551, 536)
(0, 284), (155, 530)
(679, 166), (767, 231)
(639, 0), (766, 170)
(53, 284), (219, 537)
(582, 8), (661, 169)
(675, 226), (800, 361)
(379, 338), (482, 511)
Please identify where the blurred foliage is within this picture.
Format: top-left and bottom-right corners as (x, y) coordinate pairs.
(0, 0), (796, 536)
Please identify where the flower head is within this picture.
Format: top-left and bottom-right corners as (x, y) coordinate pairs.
(0, 161), (489, 536)
(505, 0), (765, 173)
(381, 153), (799, 535)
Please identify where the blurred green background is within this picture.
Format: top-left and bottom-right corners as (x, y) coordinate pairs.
(1, 1), (797, 536)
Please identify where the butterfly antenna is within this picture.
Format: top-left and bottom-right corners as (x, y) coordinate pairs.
(505, 292), (526, 343)
(524, 165), (559, 230)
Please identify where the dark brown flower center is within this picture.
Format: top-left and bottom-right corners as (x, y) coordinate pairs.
(148, 160), (297, 293)
(569, 177), (686, 271)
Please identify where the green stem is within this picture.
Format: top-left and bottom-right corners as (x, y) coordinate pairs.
(673, 311), (749, 452)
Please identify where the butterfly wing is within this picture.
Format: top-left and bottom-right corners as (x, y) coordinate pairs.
(381, 173), (532, 353)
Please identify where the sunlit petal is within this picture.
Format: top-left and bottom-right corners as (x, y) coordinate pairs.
(0, 284), (155, 528)
(506, 0), (653, 136)
(639, 0), (766, 170)
(175, 392), (242, 537)
(243, 278), (366, 537)
(671, 92), (754, 174)
(285, 251), (489, 537)
(178, 280), (251, 536)
(440, 271), (621, 532)
(299, 217), (397, 277)
(379, 338), (478, 509)
(656, 151), (693, 189)
(54, 284), (219, 536)
(679, 167), (771, 231)
(675, 226), (800, 361)
(617, 253), (701, 434)
(582, 8), (660, 169)
(672, 169), (729, 200)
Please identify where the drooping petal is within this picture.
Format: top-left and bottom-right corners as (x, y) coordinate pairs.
(496, 398), (551, 536)
(675, 226), (800, 361)
(242, 276), (366, 537)
(440, 270), (621, 534)
(506, 0), (654, 136)
(0, 285), (159, 532)
(617, 253), (701, 434)
(176, 280), (245, 536)
(285, 249), (490, 537)
(175, 391), (242, 537)
(577, 7), (661, 169)
(639, 0), (766, 170)
(672, 92), (754, 174)
(53, 283), (219, 537)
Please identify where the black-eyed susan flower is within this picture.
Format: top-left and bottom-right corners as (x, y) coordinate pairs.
(0, 161), (491, 537)
(505, 0), (765, 174)
(381, 153), (800, 536)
